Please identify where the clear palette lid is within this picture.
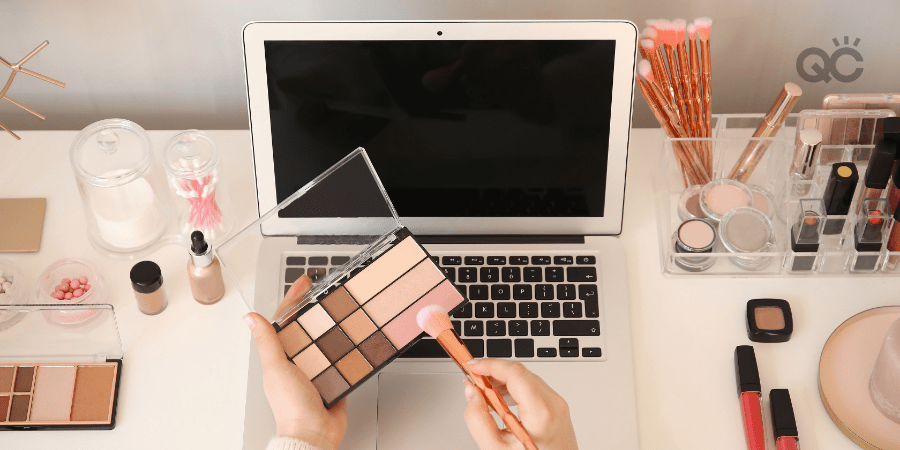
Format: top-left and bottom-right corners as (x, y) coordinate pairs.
(0, 305), (124, 363)
(217, 148), (403, 326)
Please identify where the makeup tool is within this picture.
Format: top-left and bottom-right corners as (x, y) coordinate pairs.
(677, 185), (706, 220)
(163, 130), (231, 241)
(748, 186), (776, 220)
(850, 199), (889, 273)
(746, 299), (793, 343)
(787, 199), (825, 272)
(728, 82), (802, 182)
(856, 138), (896, 214)
(770, 389), (800, 450)
(0, 305), (123, 430)
(735, 345), (766, 450)
(637, 18), (713, 186)
(187, 231), (225, 305)
(0, 198), (46, 253)
(720, 207), (775, 270)
(70, 120), (166, 254)
(699, 179), (753, 223)
(789, 128), (823, 196)
(822, 162), (859, 235)
(0, 41), (66, 141)
(823, 93), (900, 116)
(820, 306), (900, 449)
(130, 261), (167, 315)
(36, 258), (107, 325)
(673, 218), (716, 272)
(417, 305), (538, 450)
(870, 317), (900, 425)
(221, 149), (468, 408)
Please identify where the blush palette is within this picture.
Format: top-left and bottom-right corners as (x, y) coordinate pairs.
(275, 230), (466, 406)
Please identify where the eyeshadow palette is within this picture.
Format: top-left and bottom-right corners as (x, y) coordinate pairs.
(275, 229), (465, 406)
(219, 148), (468, 408)
(0, 305), (124, 431)
(0, 362), (121, 429)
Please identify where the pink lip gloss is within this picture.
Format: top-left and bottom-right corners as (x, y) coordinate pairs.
(735, 346), (766, 450)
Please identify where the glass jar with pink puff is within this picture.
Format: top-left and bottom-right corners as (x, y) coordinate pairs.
(0, 258), (29, 331)
(35, 258), (108, 325)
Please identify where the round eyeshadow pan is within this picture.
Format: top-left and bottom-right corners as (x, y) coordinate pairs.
(677, 220), (715, 250)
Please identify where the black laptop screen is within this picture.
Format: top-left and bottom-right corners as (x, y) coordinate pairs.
(264, 40), (615, 218)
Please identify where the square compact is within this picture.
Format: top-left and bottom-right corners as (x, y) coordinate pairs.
(746, 299), (793, 343)
(0, 304), (123, 430)
(219, 148), (467, 408)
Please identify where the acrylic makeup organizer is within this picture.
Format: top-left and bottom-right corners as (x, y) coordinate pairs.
(655, 111), (900, 276)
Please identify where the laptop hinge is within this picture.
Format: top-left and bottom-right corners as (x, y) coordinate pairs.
(415, 235), (585, 245)
(296, 235), (381, 245)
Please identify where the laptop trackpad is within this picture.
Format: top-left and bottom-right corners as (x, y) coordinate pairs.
(376, 373), (481, 449)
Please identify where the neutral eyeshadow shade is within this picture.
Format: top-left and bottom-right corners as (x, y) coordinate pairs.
(344, 236), (427, 304)
(726, 212), (769, 252)
(0, 395), (8, 422)
(678, 220), (715, 249)
(754, 307), (785, 331)
(320, 287), (358, 322)
(686, 194), (703, 217)
(363, 259), (445, 327)
(707, 184), (749, 215)
(70, 366), (115, 422)
(317, 327), (354, 363)
(293, 345), (331, 380)
(752, 191), (769, 214)
(31, 366), (77, 421)
(383, 280), (465, 349)
(335, 349), (372, 385)
(0, 366), (14, 392)
(311, 367), (350, 405)
(14, 366), (34, 393)
(9, 395), (29, 422)
(278, 321), (312, 358)
(341, 309), (377, 345)
(297, 303), (335, 340)
(358, 332), (396, 368)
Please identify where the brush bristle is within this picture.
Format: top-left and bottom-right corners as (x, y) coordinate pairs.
(658, 21), (681, 47)
(416, 305), (453, 338)
(687, 24), (696, 40)
(638, 60), (654, 82)
(672, 19), (686, 35)
(694, 17), (712, 41)
(640, 27), (658, 43)
(640, 39), (656, 51)
(646, 19), (664, 30)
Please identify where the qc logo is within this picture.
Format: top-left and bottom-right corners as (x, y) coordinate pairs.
(796, 36), (863, 83)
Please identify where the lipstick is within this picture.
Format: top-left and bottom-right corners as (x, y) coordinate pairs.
(856, 138), (896, 213)
(822, 162), (859, 235)
(735, 345), (766, 450)
(417, 305), (538, 450)
(770, 389), (800, 450)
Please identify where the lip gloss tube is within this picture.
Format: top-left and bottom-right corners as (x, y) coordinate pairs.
(735, 346), (766, 450)
(770, 389), (800, 450)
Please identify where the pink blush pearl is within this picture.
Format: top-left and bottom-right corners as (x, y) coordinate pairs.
(58, 284), (70, 293)
(79, 276), (89, 284)
(70, 280), (81, 290)
(83, 284), (91, 291)
(64, 292), (73, 300)
(61, 278), (71, 285)
(73, 288), (84, 298)
(51, 291), (64, 300)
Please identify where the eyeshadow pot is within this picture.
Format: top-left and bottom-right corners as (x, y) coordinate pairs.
(719, 207), (776, 271)
(700, 179), (753, 223)
(673, 219), (716, 272)
(748, 185), (777, 220)
(746, 299), (793, 343)
(678, 185), (707, 220)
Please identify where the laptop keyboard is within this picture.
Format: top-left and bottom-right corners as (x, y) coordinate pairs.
(282, 252), (605, 361)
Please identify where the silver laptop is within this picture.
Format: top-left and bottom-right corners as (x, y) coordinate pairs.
(238, 21), (639, 449)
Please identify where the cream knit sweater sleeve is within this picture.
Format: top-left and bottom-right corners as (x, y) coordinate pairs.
(265, 437), (323, 450)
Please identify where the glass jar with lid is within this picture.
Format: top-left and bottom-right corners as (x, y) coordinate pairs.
(162, 130), (232, 241)
(70, 119), (168, 255)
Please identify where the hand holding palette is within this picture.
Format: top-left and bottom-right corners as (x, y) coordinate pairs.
(0, 305), (123, 430)
(219, 149), (467, 407)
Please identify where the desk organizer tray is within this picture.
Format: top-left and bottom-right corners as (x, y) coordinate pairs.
(655, 111), (900, 276)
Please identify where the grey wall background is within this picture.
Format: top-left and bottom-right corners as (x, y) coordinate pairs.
(1, 0), (899, 132)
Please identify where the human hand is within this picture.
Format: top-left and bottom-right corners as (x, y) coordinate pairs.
(243, 275), (348, 450)
(463, 359), (578, 450)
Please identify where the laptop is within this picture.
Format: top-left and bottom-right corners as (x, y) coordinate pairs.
(239, 21), (640, 449)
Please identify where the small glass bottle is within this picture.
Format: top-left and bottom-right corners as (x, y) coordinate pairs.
(163, 131), (232, 242)
(130, 261), (168, 315)
(187, 231), (225, 305)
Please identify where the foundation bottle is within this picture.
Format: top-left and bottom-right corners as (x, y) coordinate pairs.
(187, 231), (225, 305)
(130, 261), (168, 315)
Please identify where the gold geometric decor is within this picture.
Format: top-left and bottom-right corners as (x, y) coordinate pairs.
(0, 41), (66, 140)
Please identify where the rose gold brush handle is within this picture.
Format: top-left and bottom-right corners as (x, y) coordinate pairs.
(727, 83), (802, 182)
(436, 331), (540, 450)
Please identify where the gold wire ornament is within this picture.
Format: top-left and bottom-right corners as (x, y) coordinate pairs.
(0, 41), (66, 140)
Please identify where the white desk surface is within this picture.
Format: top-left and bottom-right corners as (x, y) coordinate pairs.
(2, 129), (894, 450)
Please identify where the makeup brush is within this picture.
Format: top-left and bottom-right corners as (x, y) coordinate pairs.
(416, 305), (539, 450)
(672, 19), (696, 137)
(657, 21), (688, 123)
(694, 18), (713, 140)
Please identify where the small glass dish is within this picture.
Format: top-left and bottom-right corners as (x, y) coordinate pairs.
(35, 258), (108, 325)
(0, 258), (29, 331)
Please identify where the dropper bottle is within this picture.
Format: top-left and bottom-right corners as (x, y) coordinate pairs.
(187, 231), (225, 305)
